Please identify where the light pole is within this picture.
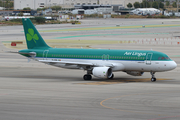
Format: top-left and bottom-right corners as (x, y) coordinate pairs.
(177, 0), (179, 12)
(2, 0), (4, 16)
(8, 3), (9, 16)
(34, 0), (35, 10)
(2, 0), (3, 10)
(20, 1), (21, 10)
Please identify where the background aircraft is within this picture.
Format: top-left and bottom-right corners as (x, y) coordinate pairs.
(129, 8), (161, 16)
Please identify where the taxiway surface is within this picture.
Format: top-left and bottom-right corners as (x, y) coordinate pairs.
(0, 18), (180, 120)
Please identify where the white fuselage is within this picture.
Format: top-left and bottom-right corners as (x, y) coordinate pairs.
(34, 57), (177, 72)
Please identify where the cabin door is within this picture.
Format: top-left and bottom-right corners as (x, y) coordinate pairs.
(146, 53), (153, 65)
(102, 54), (109, 61)
(43, 50), (49, 60)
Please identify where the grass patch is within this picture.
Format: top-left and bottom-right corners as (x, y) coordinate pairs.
(84, 14), (103, 18)
(111, 14), (147, 18)
(111, 14), (179, 19)
(0, 20), (23, 25)
(0, 17), (81, 26)
(147, 15), (170, 18)
(45, 20), (80, 24)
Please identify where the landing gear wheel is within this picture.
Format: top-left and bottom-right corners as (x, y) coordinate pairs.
(83, 74), (92, 80)
(109, 74), (114, 79)
(150, 71), (156, 82)
(151, 77), (156, 82)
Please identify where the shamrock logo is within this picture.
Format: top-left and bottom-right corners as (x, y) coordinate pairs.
(26, 28), (39, 43)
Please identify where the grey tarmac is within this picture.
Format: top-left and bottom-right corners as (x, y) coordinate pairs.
(0, 18), (180, 120)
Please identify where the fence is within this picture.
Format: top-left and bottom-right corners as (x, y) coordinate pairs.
(119, 37), (180, 45)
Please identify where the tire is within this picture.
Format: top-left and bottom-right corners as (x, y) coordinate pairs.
(87, 75), (92, 80)
(151, 78), (156, 82)
(109, 74), (114, 79)
(83, 75), (92, 80)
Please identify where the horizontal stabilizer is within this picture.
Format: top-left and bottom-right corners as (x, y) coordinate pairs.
(5, 51), (19, 53)
(18, 52), (36, 56)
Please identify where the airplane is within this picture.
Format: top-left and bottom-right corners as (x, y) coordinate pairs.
(129, 8), (161, 16)
(18, 18), (177, 82)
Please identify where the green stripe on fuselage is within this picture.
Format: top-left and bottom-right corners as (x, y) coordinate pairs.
(19, 48), (172, 61)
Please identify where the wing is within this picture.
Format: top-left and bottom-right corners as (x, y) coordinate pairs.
(39, 60), (114, 68)
(39, 60), (94, 66)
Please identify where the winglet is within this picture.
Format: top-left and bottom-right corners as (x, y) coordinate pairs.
(22, 18), (50, 49)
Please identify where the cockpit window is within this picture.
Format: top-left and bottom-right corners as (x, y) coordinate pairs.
(158, 57), (170, 60)
(165, 57), (170, 60)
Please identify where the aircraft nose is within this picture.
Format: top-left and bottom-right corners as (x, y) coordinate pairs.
(170, 61), (177, 70)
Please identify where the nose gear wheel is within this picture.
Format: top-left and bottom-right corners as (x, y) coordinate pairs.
(150, 72), (156, 82)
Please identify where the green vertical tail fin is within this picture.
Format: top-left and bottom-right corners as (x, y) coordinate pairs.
(22, 18), (50, 49)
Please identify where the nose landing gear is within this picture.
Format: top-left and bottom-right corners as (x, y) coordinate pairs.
(150, 72), (156, 82)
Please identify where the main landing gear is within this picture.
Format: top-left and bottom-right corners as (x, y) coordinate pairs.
(109, 74), (114, 79)
(150, 72), (156, 82)
(83, 70), (92, 80)
(83, 73), (114, 80)
(83, 74), (92, 80)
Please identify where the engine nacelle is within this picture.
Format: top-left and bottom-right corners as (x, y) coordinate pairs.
(92, 67), (112, 79)
(126, 71), (144, 76)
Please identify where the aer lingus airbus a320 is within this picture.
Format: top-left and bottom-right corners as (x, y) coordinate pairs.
(19, 18), (177, 82)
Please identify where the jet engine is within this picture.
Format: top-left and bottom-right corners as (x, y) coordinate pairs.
(126, 71), (144, 76)
(92, 67), (113, 79)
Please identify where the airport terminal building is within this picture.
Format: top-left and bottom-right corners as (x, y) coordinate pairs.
(14, 0), (142, 10)
(100, 0), (142, 7)
(14, 0), (98, 10)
